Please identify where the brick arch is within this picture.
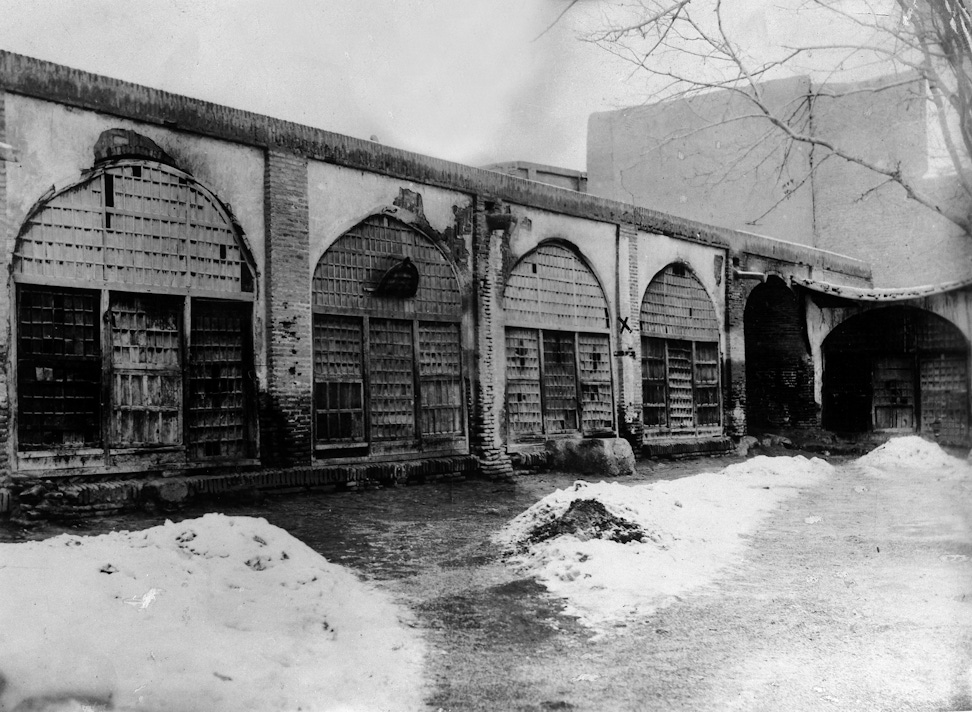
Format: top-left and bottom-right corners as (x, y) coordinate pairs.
(311, 214), (465, 457)
(744, 275), (817, 432)
(822, 306), (969, 443)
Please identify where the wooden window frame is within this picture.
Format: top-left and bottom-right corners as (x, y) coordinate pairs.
(641, 336), (723, 437)
(505, 326), (616, 443)
(311, 309), (466, 458)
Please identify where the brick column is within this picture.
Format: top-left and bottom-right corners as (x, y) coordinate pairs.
(616, 223), (643, 448)
(0, 91), (11, 480)
(262, 149), (312, 466)
(471, 197), (513, 478)
(725, 251), (754, 438)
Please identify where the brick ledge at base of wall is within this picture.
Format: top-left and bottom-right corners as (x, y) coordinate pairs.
(2, 456), (480, 521)
(641, 437), (733, 459)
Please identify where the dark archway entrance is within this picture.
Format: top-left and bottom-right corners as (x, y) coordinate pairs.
(744, 276), (816, 433)
(822, 307), (969, 444)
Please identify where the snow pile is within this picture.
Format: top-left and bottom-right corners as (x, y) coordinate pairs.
(498, 455), (833, 630)
(0, 514), (425, 712)
(857, 435), (969, 475)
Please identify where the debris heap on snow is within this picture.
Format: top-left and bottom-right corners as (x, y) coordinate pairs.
(498, 456), (834, 631)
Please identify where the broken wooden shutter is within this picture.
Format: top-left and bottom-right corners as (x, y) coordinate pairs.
(312, 314), (365, 445)
(188, 300), (252, 459)
(109, 293), (182, 447)
(17, 286), (101, 448)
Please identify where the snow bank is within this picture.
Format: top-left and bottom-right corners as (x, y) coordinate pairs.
(0, 513), (425, 712)
(857, 435), (969, 474)
(498, 455), (833, 631)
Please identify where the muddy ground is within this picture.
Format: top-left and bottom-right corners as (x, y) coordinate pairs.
(3, 450), (971, 711)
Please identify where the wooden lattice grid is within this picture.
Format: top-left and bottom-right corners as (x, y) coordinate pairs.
(368, 318), (416, 442)
(312, 315), (365, 444)
(578, 333), (613, 434)
(17, 286), (102, 448)
(15, 163), (251, 295)
(188, 301), (252, 459)
(109, 294), (183, 447)
(504, 244), (609, 331)
(505, 327), (543, 439)
(312, 215), (461, 319)
(641, 265), (719, 342)
(542, 331), (579, 435)
(419, 322), (463, 437)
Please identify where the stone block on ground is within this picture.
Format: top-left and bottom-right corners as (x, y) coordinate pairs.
(545, 437), (635, 477)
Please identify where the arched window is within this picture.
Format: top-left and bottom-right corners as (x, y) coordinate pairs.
(312, 214), (465, 457)
(503, 243), (614, 442)
(640, 263), (721, 436)
(14, 159), (256, 467)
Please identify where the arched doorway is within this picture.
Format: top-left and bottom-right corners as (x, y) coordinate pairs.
(503, 242), (614, 443)
(822, 306), (969, 443)
(312, 214), (466, 458)
(744, 276), (816, 432)
(13, 159), (257, 468)
(640, 263), (722, 438)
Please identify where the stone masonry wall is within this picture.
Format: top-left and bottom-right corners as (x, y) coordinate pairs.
(263, 149), (312, 466)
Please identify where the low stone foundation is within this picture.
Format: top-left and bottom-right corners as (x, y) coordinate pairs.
(5, 456), (479, 520)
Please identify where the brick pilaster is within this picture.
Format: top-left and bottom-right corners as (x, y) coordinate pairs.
(616, 223), (643, 447)
(725, 251), (753, 437)
(0, 91), (11, 481)
(471, 197), (513, 477)
(262, 149), (312, 466)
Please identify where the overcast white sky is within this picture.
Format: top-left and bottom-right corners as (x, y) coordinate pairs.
(0, 0), (886, 171)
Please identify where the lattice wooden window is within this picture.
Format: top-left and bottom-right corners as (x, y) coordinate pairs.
(15, 163), (253, 296)
(641, 264), (722, 436)
(505, 328), (543, 439)
(419, 322), (463, 437)
(642, 337), (668, 428)
(312, 215), (465, 456)
(542, 331), (579, 435)
(369, 319), (417, 443)
(17, 286), (101, 449)
(313, 315), (365, 445)
(504, 244), (609, 331)
(13, 160), (256, 467)
(504, 244), (615, 442)
(578, 333), (613, 435)
(188, 301), (253, 459)
(694, 342), (721, 426)
(109, 293), (183, 447)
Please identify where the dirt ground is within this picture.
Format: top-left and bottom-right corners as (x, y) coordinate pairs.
(3, 450), (971, 711)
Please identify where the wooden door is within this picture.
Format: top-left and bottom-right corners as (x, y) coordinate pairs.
(872, 355), (915, 431)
